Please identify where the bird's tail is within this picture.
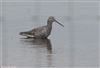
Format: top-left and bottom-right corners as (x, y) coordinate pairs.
(19, 31), (35, 38)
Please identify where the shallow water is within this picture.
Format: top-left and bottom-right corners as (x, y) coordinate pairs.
(1, 2), (99, 68)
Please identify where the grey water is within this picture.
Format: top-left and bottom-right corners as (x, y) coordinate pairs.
(1, 2), (99, 68)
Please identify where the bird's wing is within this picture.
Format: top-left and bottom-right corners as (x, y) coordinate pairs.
(31, 26), (47, 35)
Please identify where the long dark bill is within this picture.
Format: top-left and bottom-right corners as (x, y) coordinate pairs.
(55, 20), (64, 27)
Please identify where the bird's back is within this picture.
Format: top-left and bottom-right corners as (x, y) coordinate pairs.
(31, 25), (51, 38)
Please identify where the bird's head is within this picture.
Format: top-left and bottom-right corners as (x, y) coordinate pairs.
(48, 16), (64, 27)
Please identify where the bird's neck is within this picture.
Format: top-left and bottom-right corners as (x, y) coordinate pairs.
(47, 20), (53, 35)
(47, 20), (53, 27)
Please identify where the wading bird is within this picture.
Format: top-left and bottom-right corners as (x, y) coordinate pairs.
(20, 16), (64, 39)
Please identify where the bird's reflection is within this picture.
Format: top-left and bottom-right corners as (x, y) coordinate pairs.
(20, 38), (52, 54)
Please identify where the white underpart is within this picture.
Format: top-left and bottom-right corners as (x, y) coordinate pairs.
(27, 35), (34, 37)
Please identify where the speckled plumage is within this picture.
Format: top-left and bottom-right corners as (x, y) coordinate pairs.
(20, 16), (64, 39)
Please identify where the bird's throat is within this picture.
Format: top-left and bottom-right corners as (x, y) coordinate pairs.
(47, 21), (53, 33)
(47, 21), (53, 27)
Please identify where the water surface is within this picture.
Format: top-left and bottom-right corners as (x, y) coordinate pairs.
(2, 2), (99, 68)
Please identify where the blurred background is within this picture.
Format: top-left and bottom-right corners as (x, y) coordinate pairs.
(0, 0), (100, 68)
